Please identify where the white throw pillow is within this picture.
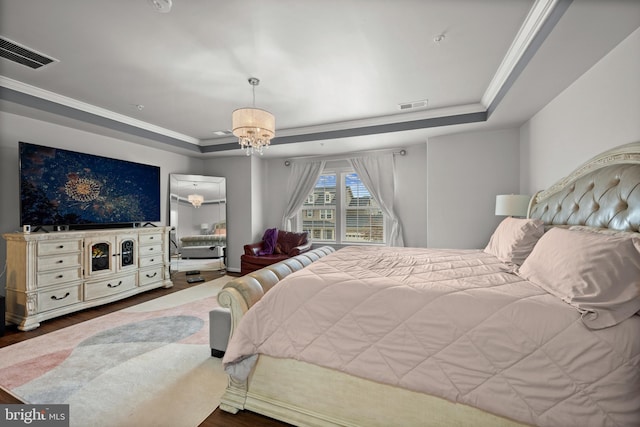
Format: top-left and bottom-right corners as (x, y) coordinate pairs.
(518, 227), (640, 329)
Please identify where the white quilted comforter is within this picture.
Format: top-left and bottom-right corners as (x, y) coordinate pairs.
(223, 246), (640, 427)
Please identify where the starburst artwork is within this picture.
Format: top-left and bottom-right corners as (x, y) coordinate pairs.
(64, 175), (102, 202)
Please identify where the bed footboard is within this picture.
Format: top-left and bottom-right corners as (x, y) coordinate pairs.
(217, 246), (336, 414)
(217, 276), (265, 332)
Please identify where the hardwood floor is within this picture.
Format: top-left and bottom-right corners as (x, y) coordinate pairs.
(0, 269), (291, 427)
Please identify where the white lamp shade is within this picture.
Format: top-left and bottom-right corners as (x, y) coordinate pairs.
(495, 194), (530, 217)
(232, 108), (275, 139)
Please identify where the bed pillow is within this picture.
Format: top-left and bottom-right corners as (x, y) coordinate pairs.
(484, 217), (544, 265)
(518, 227), (640, 329)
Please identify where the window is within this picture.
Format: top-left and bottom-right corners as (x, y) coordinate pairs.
(301, 174), (336, 242)
(344, 172), (384, 244)
(320, 209), (333, 219)
(300, 172), (385, 244)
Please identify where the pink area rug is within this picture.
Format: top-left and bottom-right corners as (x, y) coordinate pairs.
(0, 277), (230, 427)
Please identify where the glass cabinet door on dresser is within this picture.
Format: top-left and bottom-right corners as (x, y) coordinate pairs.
(85, 234), (138, 277)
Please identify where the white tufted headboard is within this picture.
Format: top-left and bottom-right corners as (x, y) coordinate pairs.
(529, 142), (640, 233)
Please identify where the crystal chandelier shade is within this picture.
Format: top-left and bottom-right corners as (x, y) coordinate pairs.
(232, 77), (275, 155)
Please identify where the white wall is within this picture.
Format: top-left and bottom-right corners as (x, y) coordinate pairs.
(258, 134), (518, 252)
(394, 143), (429, 247)
(0, 111), (203, 294)
(258, 142), (430, 249)
(251, 155), (268, 240)
(520, 27), (640, 194)
(427, 128), (521, 249)
(203, 156), (253, 273)
(263, 157), (290, 231)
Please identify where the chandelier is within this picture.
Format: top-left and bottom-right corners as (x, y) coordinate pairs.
(188, 194), (203, 208)
(187, 184), (204, 208)
(232, 77), (275, 156)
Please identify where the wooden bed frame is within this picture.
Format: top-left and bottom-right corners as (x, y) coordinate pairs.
(217, 141), (640, 427)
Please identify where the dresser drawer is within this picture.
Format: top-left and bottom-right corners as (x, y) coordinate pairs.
(37, 267), (83, 288)
(38, 253), (82, 272)
(139, 254), (163, 268)
(85, 274), (137, 301)
(38, 284), (82, 312)
(139, 233), (162, 245)
(139, 266), (164, 287)
(139, 244), (162, 257)
(38, 239), (82, 256)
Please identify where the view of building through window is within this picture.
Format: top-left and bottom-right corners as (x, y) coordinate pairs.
(301, 173), (385, 244)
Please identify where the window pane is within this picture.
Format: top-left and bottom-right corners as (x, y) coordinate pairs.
(302, 174), (336, 241)
(345, 173), (384, 243)
(300, 172), (385, 244)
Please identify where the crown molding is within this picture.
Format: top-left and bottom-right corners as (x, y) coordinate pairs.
(481, 0), (565, 108)
(0, 76), (200, 145)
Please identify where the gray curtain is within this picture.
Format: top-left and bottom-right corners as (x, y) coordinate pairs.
(349, 154), (404, 247)
(282, 160), (326, 231)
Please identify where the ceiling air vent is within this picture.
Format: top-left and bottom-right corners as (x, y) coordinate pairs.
(213, 130), (233, 136)
(398, 99), (428, 111)
(0, 37), (57, 69)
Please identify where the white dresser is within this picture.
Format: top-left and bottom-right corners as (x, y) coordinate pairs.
(3, 226), (173, 331)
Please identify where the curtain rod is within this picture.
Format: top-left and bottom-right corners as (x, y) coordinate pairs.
(284, 148), (406, 166)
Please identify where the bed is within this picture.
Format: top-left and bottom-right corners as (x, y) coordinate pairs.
(179, 221), (226, 259)
(218, 142), (640, 427)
